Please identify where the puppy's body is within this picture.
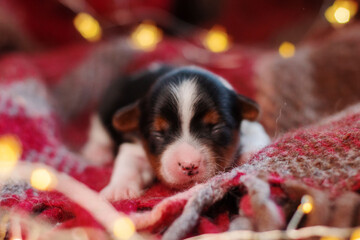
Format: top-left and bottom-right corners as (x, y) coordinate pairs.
(83, 65), (270, 200)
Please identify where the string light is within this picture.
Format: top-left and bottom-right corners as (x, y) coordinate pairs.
(287, 195), (313, 230)
(325, 0), (358, 26)
(320, 237), (342, 240)
(203, 25), (230, 53)
(74, 12), (102, 42)
(299, 195), (313, 214)
(0, 135), (22, 176)
(185, 226), (356, 240)
(334, 7), (351, 24)
(30, 168), (57, 191)
(351, 228), (360, 240)
(130, 21), (163, 51)
(113, 217), (136, 240)
(279, 41), (295, 59)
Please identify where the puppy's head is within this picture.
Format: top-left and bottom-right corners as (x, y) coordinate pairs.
(113, 67), (259, 188)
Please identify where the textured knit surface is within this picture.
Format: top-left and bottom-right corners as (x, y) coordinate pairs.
(1, 37), (360, 239)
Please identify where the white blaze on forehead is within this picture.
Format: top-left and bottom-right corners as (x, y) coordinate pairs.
(170, 79), (198, 139)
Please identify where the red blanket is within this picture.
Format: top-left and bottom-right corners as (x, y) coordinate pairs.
(1, 38), (360, 239)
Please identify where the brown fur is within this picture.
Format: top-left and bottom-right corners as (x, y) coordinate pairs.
(153, 116), (170, 132)
(203, 110), (220, 125)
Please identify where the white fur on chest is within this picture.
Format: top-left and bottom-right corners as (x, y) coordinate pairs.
(240, 120), (271, 155)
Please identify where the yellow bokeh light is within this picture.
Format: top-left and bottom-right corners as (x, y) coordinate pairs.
(351, 228), (360, 240)
(74, 12), (102, 42)
(30, 168), (56, 191)
(279, 41), (295, 59)
(113, 217), (135, 240)
(320, 237), (342, 240)
(299, 195), (313, 214)
(300, 202), (313, 214)
(203, 25), (230, 53)
(325, 0), (358, 25)
(130, 21), (163, 51)
(334, 7), (351, 23)
(0, 135), (22, 175)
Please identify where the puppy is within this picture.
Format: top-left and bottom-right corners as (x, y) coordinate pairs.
(83, 64), (270, 200)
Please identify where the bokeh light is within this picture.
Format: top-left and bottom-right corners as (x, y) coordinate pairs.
(325, 0), (358, 26)
(279, 41), (295, 59)
(74, 12), (102, 42)
(351, 228), (360, 240)
(113, 217), (136, 240)
(334, 7), (351, 24)
(300, 202), (313, 214)
(299, 195), (313, 214)
(0, 134), (22, 176)
(320, 237), (342, 240)
(30, 168), (56, 191)
(130, 21), (163, 51)
(203, 25), (230, 53)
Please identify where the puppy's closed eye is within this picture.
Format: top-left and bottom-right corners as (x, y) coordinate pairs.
(151, 131), (165, 142)
(153, 116), (169, 132)
(211, 124), (232, 145)
(211, 123), (227, 135)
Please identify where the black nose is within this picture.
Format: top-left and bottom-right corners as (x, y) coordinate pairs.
(178, 163), (199, 176)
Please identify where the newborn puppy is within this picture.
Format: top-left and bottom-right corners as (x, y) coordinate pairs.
(83, 64), (270, 200)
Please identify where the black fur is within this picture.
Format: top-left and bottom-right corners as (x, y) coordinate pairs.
(98, 64), (173, 145)
(99, 65), (247, 169)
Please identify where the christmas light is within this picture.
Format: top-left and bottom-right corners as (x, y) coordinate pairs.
(203, 25), (230, 53)
(325, 0), (358, 26)
(113, 217), (136, 240)
(30, 168), (57, 191)
(320, 237), (342, 240)
(279, 41), (295, 59)
(287, 195), (313, 230)
(299, 195), (313, 214)
(74, 12), (102, 42)
(185, 226), (356, 240)
(0, 135), (22, 176)
(334, 7), (351, 24)
(130, 21), (163, 51)
(351, 228), (360, 240)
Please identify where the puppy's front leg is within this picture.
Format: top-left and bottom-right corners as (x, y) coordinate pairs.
(100, 143), (154, 200)
(82, 114), (114, 165)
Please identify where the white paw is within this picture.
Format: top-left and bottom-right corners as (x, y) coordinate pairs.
(82, 143), (114, 165)
(100, 183), (143, 201)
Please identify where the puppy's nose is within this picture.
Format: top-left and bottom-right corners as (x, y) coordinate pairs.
(178, 162), (199, 176)
(172, 142), (203, 177)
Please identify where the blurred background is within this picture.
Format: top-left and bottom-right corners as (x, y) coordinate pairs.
(0, 0), (358, 54)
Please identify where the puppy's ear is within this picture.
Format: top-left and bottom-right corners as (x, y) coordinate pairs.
(237, 94), (259, 121)
(112, 102), (140, 132)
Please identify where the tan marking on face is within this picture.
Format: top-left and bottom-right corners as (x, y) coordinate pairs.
(203, 110), (220, 125)
(153, 116), (169, 132)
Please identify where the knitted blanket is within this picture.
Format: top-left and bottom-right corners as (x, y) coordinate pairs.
(1, 37), (360, 239)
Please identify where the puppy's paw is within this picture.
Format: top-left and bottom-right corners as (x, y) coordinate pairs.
(100, 183), (143, 201)
(82, 143), (113, 165)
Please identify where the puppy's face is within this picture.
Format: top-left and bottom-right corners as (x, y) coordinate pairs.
(113, 67), (259, 188)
